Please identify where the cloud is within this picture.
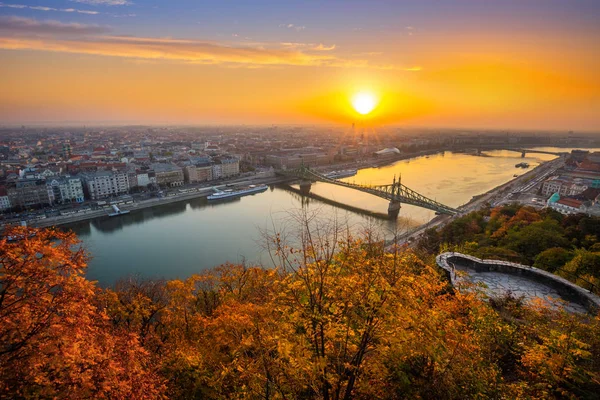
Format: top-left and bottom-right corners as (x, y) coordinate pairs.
(279, 42), (335, 52)
(0, 17), (400, 69)
(313, 43), (335, 51)
(71, 0), (130, 5)
(357, 51), (383, 56)
(404, 66), (422, 71)
(279, 23), (306, 32)
(0, 15), (110, 35)
(0, 2), (99, 14)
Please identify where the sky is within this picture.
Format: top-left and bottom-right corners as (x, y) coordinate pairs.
(0, 0), (599, 130)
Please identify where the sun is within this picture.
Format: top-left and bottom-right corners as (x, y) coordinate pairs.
(351, 92), (377, 115)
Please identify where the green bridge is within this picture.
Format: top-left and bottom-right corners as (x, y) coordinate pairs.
(276, 165), (459, 217)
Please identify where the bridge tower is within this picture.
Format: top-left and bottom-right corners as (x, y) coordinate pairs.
(298, 163), (313, 195)
(299, 181), (312, 195)
(388, 175), (401, 218)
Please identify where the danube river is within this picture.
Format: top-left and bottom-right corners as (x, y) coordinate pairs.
(67, 147), (591, 286)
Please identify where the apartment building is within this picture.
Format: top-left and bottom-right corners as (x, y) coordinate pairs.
(7, 179), (53, 208)
(81, 171), (130, 200)
(218, 157), (240, 178)
(151, 163), (184, 187)
(47, 176), (85, 203)
(541, 176), (590, 197)
(0, 186), (11, 211)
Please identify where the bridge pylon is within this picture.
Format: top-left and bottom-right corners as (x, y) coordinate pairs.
(388, 201), (401, 217)
(388, 174), (401, 218)
(299, 181), (312, 195)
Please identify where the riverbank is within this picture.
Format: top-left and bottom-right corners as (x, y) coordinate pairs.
(29, 176), (286, 229)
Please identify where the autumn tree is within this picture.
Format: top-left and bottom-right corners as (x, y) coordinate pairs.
(0, 226), (165, 398)
(3, 216), (600, 399)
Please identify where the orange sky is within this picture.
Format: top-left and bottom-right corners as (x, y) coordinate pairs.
(0, 1), (599, 130)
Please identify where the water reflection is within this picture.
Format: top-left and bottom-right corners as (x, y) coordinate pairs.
(277, 184), (392, 221)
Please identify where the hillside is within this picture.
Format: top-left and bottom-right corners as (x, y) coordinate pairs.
(417, 204), (600, 294)
(1, 224), (599, 399)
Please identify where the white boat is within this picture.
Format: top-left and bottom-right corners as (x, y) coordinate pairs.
(108, 204), (131, 217)
(207, 184), (268, 200)
(325, 169), (358, 179)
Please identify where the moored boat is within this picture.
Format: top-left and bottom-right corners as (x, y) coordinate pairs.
(325, 169), (358, 179)
(108, 204), (131, 217)
(207, 184), (268, 200)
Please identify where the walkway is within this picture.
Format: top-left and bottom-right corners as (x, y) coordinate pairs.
(436, 252), (600, 314)
(455, 266), (587, 313)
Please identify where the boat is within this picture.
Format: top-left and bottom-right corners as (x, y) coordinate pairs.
(324, 169), (357, 179)
(515, 162), (530, 168)
(513, 174), (519, 177)
(207, 184), (268, 200)
(108, 204), (131, 217)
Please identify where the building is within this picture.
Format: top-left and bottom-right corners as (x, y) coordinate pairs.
(541, 176), (590, 197)
(7, 179), (53, 209)
(151, 163), (184, 187)
(183, 163), (214, 183)
(196, 164), (213, 182)
(265, 153), (330, 169)
(137, 172), (151, 187)
(211, 163), (223, 180)
(183, 165), (199, 183)
(47, 176), (84, 203)
(218, 157), (240, 178)
(127, 170), (138, 188)
(81, 171), (130, 200)
(548, 197), (585, 215)
(62, 143), (72, 159)
(0, 186), (11, 211)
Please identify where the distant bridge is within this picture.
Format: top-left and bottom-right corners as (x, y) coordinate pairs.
(277, 166), (459, 217)
(475, 147), (567, 158)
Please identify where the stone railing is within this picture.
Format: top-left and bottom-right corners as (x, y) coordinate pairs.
(436, 252), (600, 313)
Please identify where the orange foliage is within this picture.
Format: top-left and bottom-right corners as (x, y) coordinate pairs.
(491, 206), (542, 239)
(0, 227), (165, 398)
(2, 226), (600, 399)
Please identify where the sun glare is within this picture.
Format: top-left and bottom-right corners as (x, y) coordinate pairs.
(352, 92), (377, 115)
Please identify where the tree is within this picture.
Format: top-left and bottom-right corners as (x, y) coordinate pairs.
(556, 250), (600, 292)
(534, 247), (575, 273)
(3, 219), (600, 399)
(0, 227), (165, 398)
(504, 219), (570, 263)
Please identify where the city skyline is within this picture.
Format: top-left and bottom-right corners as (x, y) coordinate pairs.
(1, 0), (599, 130)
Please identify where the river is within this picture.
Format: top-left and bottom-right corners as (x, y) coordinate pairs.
(67, 147), (597, 286)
